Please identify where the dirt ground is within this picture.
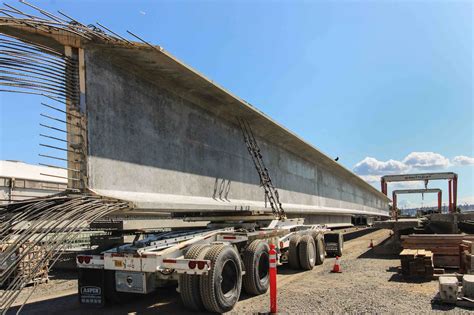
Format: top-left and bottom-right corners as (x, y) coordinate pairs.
(5, 229), (471, 314)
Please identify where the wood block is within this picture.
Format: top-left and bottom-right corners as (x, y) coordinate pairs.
(434, 255), (460, 268)
(417, 249), (426, 257)
(462, 240), (473, 253)
(400, 249), (412, 256)
(434, 268), (445, 274)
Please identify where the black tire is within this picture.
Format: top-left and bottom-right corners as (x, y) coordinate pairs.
(315, 234), (325, 265)
(336, 233), (344, 257)
(309, 230), (320, 240)
(242, 240), (270, 295)
(200, 245), (242, 313)
(179, 244), (210, 311)
(288, 234), (302, 270)
(298, 235), (316, 270)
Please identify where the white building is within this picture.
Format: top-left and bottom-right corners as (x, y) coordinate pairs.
(0, 160), (67, 204)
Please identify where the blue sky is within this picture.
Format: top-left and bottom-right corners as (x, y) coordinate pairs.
(0, 0), (473, 208)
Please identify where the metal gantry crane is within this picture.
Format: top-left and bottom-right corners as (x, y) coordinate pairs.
(381, 172), (458, 220)
(392, 188), (442, 220)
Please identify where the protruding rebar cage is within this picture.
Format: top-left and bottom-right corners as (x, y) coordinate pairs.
(0, 2), (135, 312)
(0, 33), (87, 189)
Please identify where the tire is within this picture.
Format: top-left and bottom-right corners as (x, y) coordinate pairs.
(200, 245), (242, 313)
(298, 235), (316, 270)
(288, 234), (302, 270)
(309, 230), (320, 240)
(336, 233), (344, 257)
(315, 234), (325, 265)
(179, 244), (210, 311)
(242, 240), (270, 295)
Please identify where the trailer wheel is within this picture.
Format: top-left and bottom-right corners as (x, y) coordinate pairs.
(298, 235), (316, 270)
(335, 233), (343, 257)
(200, 244), (242, 313)
(288, 234), (302, 270)
(179, 244), (210, 311)
(315, 234), (325, 265)
(242, 240), (270, 295)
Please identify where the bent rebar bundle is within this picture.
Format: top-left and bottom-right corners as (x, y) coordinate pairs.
(0, 194), (130, 314)
(0, 33), (79, 102)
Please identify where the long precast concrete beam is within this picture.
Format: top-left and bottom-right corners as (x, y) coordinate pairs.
(93, 189), (388, 218)
(0, 16), (390, 219)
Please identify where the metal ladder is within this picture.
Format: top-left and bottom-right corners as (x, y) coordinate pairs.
(238, 118), (286, 220)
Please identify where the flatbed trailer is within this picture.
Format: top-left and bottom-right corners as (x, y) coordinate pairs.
(77, 218), (344, 313)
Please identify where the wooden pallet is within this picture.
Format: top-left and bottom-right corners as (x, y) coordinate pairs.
(402, 234), (474, 268)
(0, 242), (49, 286)
(400, 249), (434, 277)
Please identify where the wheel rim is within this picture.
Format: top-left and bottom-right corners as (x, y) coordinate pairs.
(221, 259), (238, 297)
(309, 242), (316, 263)
(318, 240), (325, 260)
(257, 251), (269, 282)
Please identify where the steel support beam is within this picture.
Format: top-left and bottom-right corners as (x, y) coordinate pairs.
(448, 179), (452, 213)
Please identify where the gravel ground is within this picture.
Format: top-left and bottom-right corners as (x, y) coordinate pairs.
(231, 229), (470, 314)
(5, 229), (472, 314)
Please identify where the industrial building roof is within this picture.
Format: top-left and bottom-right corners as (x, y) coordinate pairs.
(0, 160), (67, 183)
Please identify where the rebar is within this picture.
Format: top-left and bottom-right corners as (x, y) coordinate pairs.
(0, 194), (131, 314)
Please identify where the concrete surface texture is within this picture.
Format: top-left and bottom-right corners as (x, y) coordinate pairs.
(0, 21), (389, 221)
(84, 48), (389, 218)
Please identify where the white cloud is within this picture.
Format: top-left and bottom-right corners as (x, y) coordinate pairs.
(358, 175), (381, 184)
(353, 151), (452, 178)
(391, 181), (423, 190)
(458, 196), (474, 204)
(402, 152), (450, 170)
(354, 152), (472, 198)
(453, 155), (474, 166)
(353, 157), (409, 175)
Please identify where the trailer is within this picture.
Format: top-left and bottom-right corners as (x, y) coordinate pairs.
(77, 121), (344, 313)
(77, 218), (344, 313)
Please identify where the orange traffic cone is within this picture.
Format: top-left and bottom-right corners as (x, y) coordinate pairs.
(331, 256), (342, 273)
(368, 239), (374, 248)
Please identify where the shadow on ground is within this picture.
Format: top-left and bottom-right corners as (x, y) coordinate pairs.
(8, 286), (212, 315)
(357, 247), (399, 260)
(388, 273), (432, 284)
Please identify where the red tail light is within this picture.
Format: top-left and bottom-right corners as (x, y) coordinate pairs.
(188, 261), (197, 269)
(77, 255), (91, 264)
(197, 261), (206, 270)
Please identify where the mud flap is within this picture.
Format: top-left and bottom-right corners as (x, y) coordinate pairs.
(78, 269), (105, 307)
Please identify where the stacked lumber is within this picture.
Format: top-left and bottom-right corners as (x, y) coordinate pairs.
(402, 234), (474, 268)
(0, 242), (49, 286)
(400, 249), (434, 277)
(460, 240), (474, 274)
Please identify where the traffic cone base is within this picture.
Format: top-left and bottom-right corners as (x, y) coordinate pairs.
(331, 256), (342, 273)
